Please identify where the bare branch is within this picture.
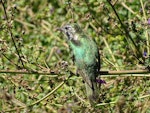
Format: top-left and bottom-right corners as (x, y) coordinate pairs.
(0, 69), (149, 77)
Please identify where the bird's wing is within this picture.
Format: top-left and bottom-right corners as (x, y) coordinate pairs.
(96, 47), (100, 72)
(78, 69), (92, 89)
(90, 37), (100, 73)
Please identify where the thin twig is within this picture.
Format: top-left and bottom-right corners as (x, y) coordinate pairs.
(28, 76), (69, 107)
(140, 0), (149, 55)
(106, 0), (144, 63)
(1, 0), (25, 68)
(121, 2), (141, 19)
(0, 69), (149, 76)
(2, 74), (72, 112)
(96, 94), (150, 107)
(0, 69), (59, 76)
(2, 53), (18, 67)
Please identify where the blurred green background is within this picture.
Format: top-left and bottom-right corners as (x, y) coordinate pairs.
(0, 0), (150, 112)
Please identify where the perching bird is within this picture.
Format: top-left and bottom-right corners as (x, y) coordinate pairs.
(60, 23), (100, 104)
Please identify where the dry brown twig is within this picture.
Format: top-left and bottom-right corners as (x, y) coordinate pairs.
(0, 69), (149, 77)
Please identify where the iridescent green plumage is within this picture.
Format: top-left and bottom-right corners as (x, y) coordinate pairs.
(60, 23), (100, 104)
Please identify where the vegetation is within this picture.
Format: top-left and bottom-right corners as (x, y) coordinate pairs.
(0, 0), (150, 112)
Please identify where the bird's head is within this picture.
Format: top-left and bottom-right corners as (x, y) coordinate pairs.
(59, 23), (83, 41)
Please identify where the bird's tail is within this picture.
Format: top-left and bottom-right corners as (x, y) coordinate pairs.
(78, 70), (99, 104)
(85, 79), (98, 104)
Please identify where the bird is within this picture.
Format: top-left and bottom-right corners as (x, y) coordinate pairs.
(59, 23), (100, 104)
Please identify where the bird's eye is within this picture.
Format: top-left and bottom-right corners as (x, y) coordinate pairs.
(65, 26), (72, 30)
(65, 27), (68, 30)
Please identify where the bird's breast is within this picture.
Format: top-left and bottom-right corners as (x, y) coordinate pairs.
(69, 37), (98, 70)
(73, 47), (96, 70)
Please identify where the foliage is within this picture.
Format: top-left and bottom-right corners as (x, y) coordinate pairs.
(0, 0), (150, 112)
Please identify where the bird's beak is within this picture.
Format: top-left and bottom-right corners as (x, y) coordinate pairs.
(56, 27), (64, 32)
(56, 28), (61, 31)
